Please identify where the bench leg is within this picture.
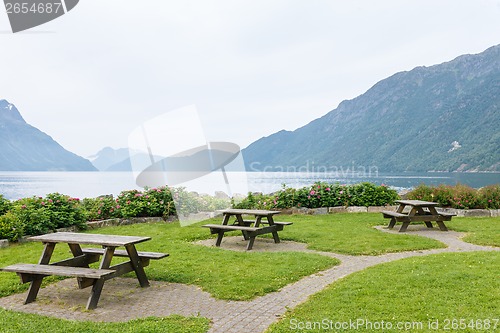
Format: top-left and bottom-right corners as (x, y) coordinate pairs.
(399, 222), (410, 232)
(215, 231), (224, 247)
(247, 237), (256, 251)
(86, 278), (105, 310)
(424, 221), (434, 228)
(387, 218), (396, 229)
(24, 277), (43, 304)
(272, 231), (280, 244)
(25, 242), (55, 304)
(125, 245), (150, 288)
(436, 221), (448, 231)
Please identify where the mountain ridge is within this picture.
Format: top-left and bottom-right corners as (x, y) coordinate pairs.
(242, 45), (500, 173)
(0, 100), (97, 171)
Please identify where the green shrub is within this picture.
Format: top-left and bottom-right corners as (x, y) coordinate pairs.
(407, 184), (434, 201)
(234, 182), (399, 210)
(10, 194), (87, 237)
(407, 184), (488, 209)
(11, 197), (54, 236)
(116, 187), (176, 218)
(0, 194), (11, 215)
(479, 184), (500, 209)
(43, 193), (87, 229)
(448, 184), (482, 209)
(0, 212), (23, 241)
(82, 195), (121, 221)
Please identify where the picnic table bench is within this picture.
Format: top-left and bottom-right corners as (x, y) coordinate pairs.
(203, 209), (292, 250)
(382, 200), (456, 232)
(0, 232), (168, 310)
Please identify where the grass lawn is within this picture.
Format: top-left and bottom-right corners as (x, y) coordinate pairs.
(276, 213), (446, 255)
(267, 251), (500, 333)
(0, 310), (210, 333)
(0, 214), (498, 332)
(447, 216), (500, 247)
(0, 221), (339, 301)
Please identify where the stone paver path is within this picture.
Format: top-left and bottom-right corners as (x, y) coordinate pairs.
(0, 226), (498, 333)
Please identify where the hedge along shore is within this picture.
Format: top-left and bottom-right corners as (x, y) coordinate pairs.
(2, 207), (498, 247)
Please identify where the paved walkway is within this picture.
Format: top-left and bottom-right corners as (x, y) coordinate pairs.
(0, 226), (498, 333)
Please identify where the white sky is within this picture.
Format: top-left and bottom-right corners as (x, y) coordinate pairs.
(1, 0), (500, 158)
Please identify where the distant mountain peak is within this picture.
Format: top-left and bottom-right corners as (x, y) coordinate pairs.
(0, 100), (97, 171)
(0, 99), (26, 124)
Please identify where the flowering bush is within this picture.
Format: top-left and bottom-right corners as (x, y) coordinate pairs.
(117, 187), (176, 218)
(82, 195), (121, 221)
(479, 185), (500, 209)
(10, 193), (87, 236)
(407, 184), (486, 209)
(234, 182), (399, 209)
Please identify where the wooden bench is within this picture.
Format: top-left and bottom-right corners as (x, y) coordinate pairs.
(381, 211), (409, 219)
(382, 204), (454, 232)
(81, 248), (168, 267)
(203, 223), (287, 250)
(1, 263), (115, 284)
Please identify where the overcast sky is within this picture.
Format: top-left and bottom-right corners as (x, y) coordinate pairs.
(1, 0), (500, 158)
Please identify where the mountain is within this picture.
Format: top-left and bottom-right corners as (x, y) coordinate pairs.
(88, 147), (131, 171)
(243, 45), (500, 173)
(0, 100), (97, 171)
(89, 147), (164, 171)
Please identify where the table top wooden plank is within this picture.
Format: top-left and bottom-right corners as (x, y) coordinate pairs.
(28, 232), (151, 247)
(395, 200), (439, 207)
(219, 209), (281, 216)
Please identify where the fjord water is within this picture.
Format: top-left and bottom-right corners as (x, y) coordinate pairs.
(0, 171), (498, 200)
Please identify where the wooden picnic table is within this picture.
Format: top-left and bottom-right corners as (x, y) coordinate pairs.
(382, 200), (455, 232)
(203, 209), (292, 250)
(0, 232), (168, 309)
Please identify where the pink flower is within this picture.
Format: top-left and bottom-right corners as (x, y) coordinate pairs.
(325, 187), (331, 191)
(310, 190), (316, 195)
(21, 205), (27, 209)
(308, 195), (311, 199)
(97, 210), (101, 215)
(339, 190), (344, 195)
(116, 205), (120, 209)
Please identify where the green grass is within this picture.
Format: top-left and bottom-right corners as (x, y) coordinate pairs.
(1, 214), (498, 332)
(267, 251), (500, 333)
(0, 310), (210, 333)
(276, 213), (446, 255)
(0, 221), (338, 301)
(447, 216), (500, 247)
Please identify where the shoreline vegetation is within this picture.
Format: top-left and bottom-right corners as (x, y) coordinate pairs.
(0, 182), (499, 242)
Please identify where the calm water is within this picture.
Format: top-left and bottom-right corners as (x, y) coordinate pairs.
(0, 171), (499, 200)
